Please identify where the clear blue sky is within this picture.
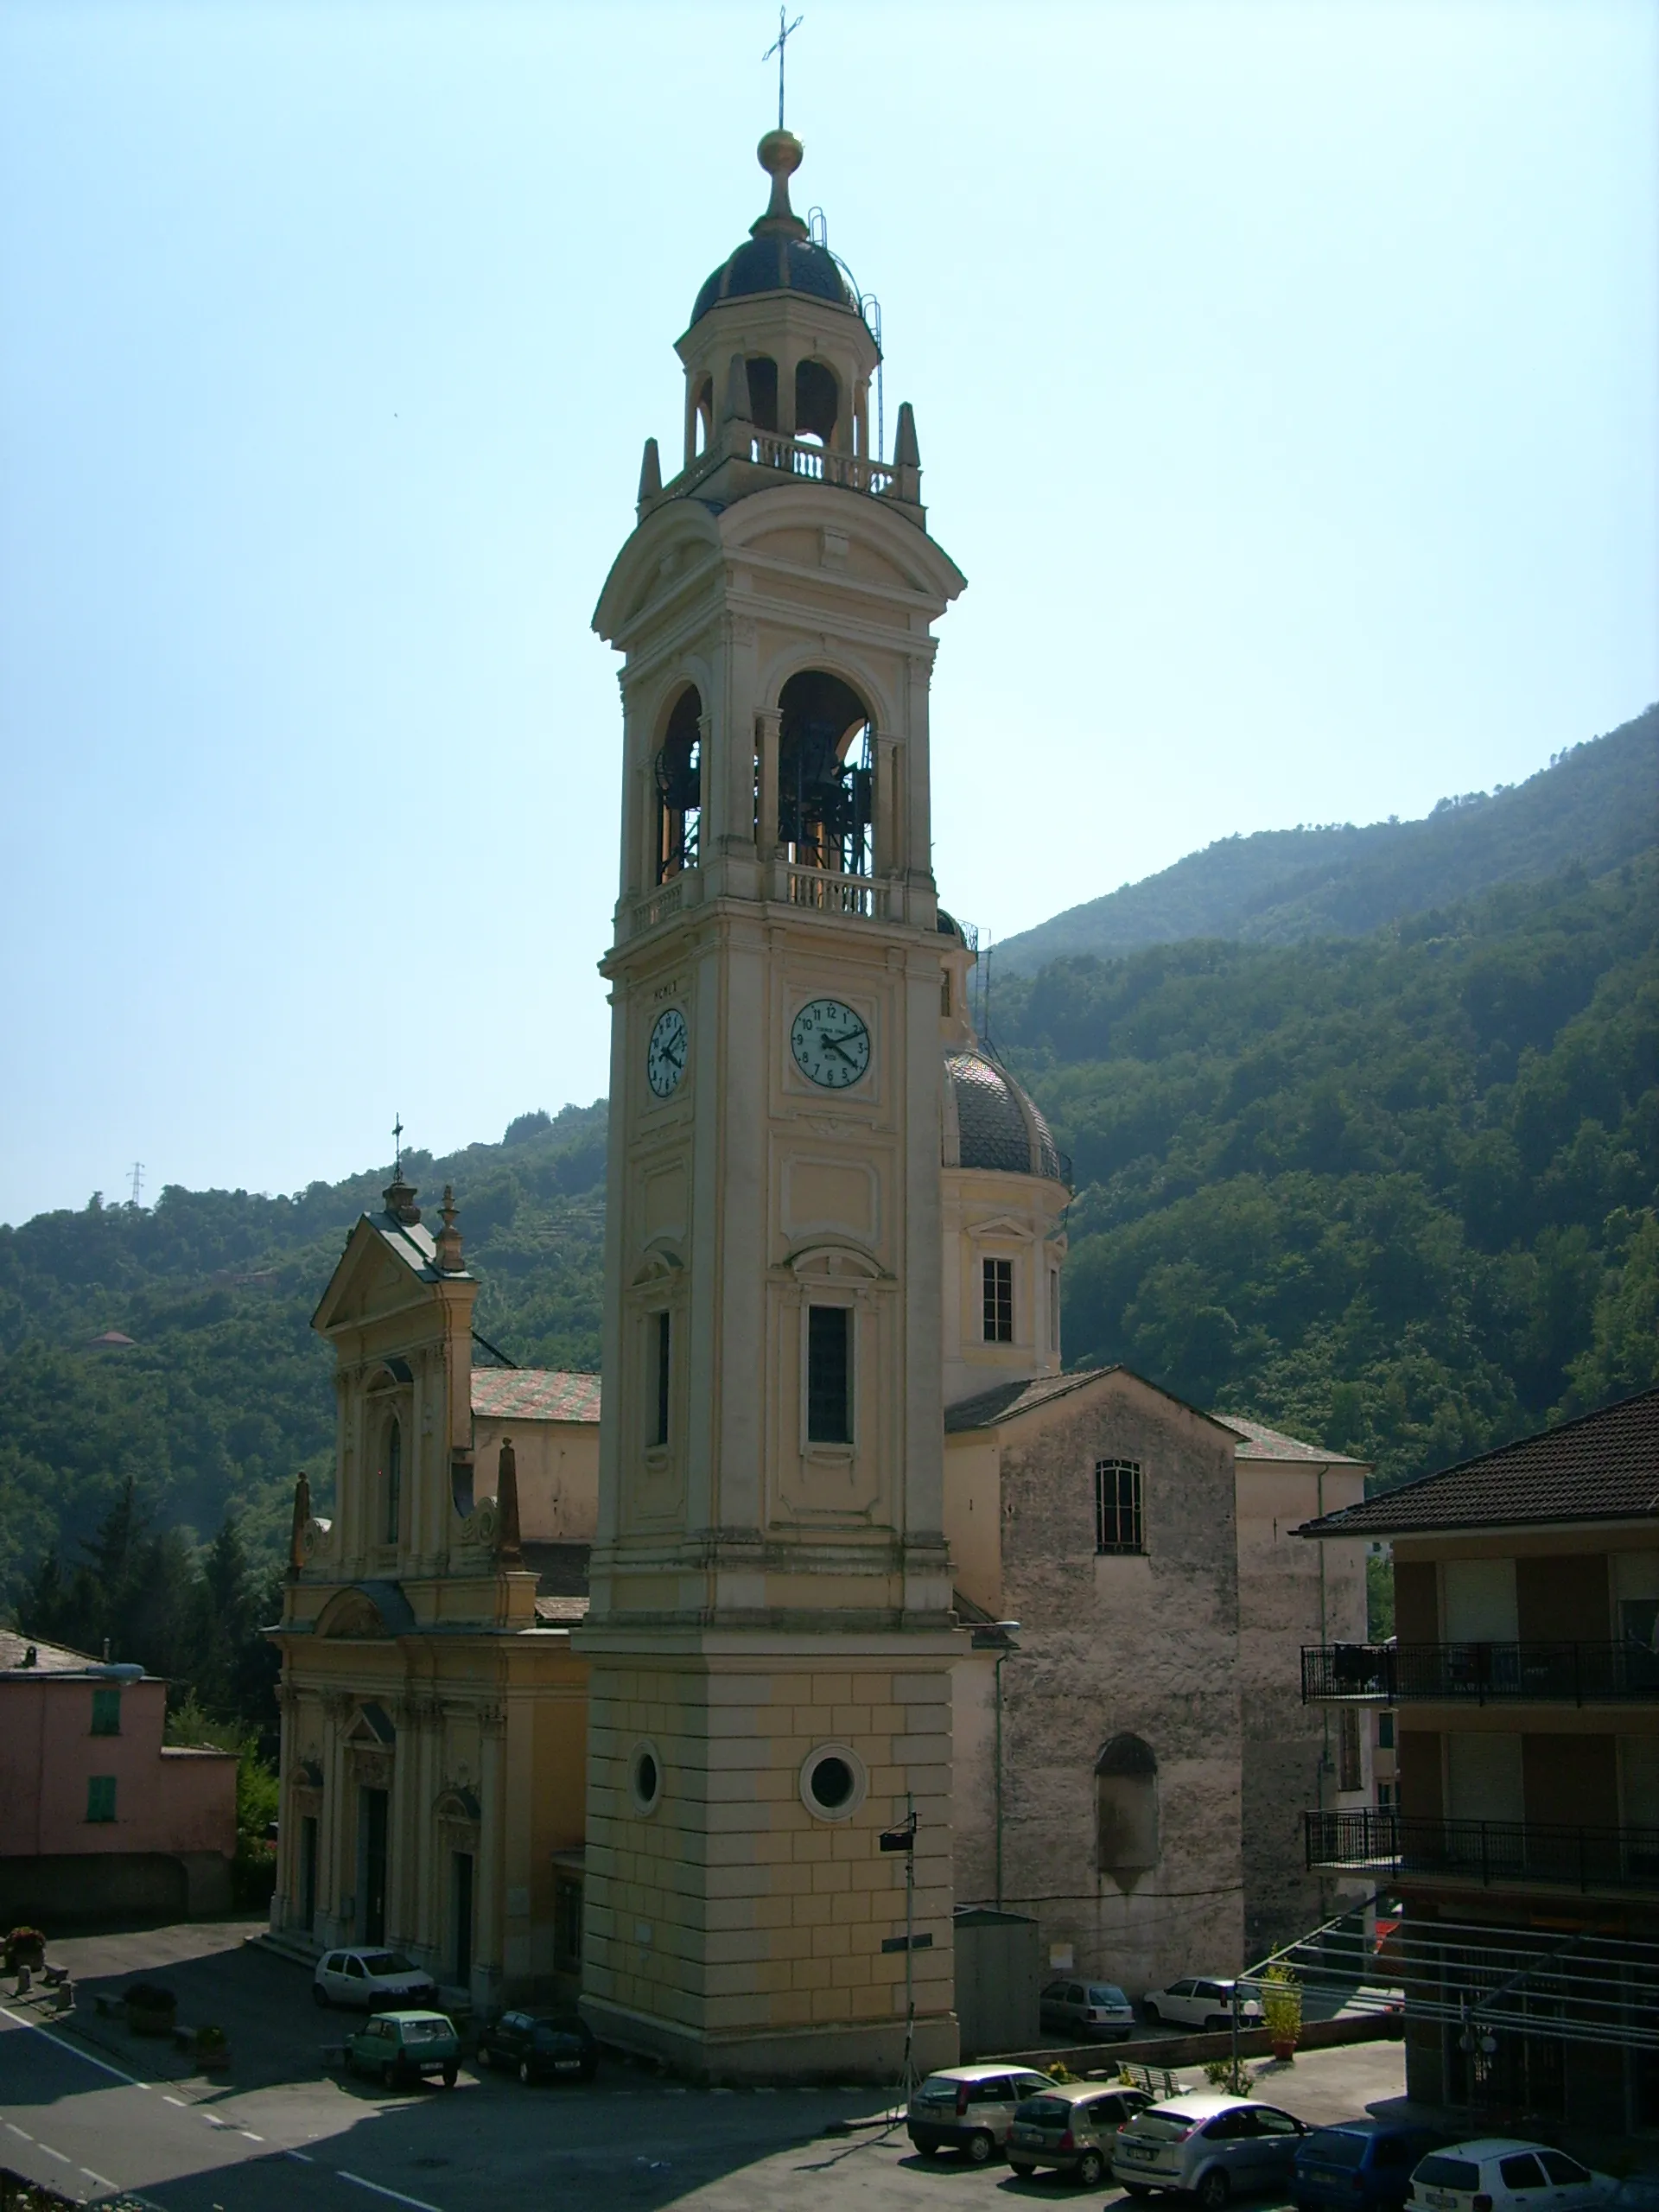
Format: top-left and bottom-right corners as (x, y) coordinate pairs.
(2, 0), (1654, 1226)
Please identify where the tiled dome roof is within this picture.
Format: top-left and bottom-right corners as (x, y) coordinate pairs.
(944, 1048), (1067, 1185)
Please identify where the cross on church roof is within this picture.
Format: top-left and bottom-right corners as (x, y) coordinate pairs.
(763, 8), (804, 131)
(392, 1111), (404, 1174)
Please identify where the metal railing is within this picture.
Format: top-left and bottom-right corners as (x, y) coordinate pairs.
(1301, 1640), (1659, 1706)
(1306, 1807), (1659, 1894)
(748, 433), (897, 497)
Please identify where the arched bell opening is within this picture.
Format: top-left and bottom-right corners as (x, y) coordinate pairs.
(654, 684), (702, 885)
(746, 355), (779, 432)
(775, 671), (873, 878)
(794, 358), (839, 448)
(1096, 1732), (1160, 1886)
(692, 373), (714, 458)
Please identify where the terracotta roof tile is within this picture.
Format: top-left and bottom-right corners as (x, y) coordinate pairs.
(1223, 1414), (1362, 1465)
(471, 1370), (601, 1423)
(533, 1594), (590, 1625)
(1299, 1388), (1659, 1538)
(0, 1630), (103, 1674)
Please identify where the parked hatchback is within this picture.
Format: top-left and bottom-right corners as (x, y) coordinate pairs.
(1294, 2121), (1450, 2212)
(1408, 2141), (1611, 2212)
(1141, 1978), (1263, 2031)
(476, 2009), (597, 2084)
(1113, 2092), (1309, 2208)
(344, 2009), (459, 2089)
(1008, 2081), (1154, 2186)
(1039, 1979), (1138, 2041)
(314, 1948), (438, 2011)
(906, 2064), (1058, 2164)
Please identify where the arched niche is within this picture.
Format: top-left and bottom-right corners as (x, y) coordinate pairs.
(746, 354), (779, 431)
(654, 684), (702, 884)
(775, 670), (873, 876)
(1096, 1732), (1160, 1885)
(794, 358), (839, 446)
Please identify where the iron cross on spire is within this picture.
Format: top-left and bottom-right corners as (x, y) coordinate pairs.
(763, 8), (804, 130)
(392, 1112), (404, 1174)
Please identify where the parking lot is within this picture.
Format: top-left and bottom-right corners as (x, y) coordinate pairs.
(0, 1919), (1408, 2211)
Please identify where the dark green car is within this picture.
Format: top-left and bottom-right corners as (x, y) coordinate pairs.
(345, 2008), (461, 2089)
(477, 2009), (597, 2084)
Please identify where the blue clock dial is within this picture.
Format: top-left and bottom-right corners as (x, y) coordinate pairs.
(647, 1007), (688, 1098)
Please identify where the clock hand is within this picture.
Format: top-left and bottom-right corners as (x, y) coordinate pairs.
(822, 1030), (864, 1047)
(823, 1039), (857, 1065)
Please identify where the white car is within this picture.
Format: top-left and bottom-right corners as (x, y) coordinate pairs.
(312, 1947), (438, 2012)
(1409, 2140), (1611, 2212)
(1141, 1976), (1263, 2031)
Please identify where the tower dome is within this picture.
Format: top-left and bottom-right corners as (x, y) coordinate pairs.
(689, 130), (860, 328)
(943, 1046), (1067, 1186)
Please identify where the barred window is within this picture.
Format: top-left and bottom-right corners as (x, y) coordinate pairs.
(1095, 1459), (1143, 1554)
(982, 1257), (1013, 1343)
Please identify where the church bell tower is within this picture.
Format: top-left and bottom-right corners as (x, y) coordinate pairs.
(578, 128), (967, 2081)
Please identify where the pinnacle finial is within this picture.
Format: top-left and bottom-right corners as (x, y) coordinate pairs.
(750, 130), (808, 242)
(638, 435), (662, 506)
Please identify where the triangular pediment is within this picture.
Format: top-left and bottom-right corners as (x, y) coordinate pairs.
(312, 1213), (440, 1337)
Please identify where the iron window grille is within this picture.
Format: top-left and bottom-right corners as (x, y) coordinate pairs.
(1095, 1459), (1143, 1554)
(982, 1257), (1014, 1344)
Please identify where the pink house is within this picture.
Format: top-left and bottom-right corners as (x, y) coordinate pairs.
(0, 1630), (237, 1923)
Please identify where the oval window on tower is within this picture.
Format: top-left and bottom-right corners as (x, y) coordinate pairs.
(630, 1739), (664, 1817)
(799, 1742), (867, 1822)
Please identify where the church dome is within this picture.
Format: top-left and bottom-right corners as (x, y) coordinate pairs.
(689, 129), (861, 331)
(944, 1047), (1068, 1185)
(692, 233), (855, 327)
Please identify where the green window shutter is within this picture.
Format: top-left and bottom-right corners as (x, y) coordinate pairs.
(91, 1688), (122, 1736)
(86, 1775), (117, 1823)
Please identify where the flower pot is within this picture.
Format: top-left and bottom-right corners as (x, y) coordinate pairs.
(6, 1941), (44, 1974)
(1270, 2037), (1296, 2063)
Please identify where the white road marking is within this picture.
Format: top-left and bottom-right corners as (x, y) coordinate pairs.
(7, 2122), (34, 2139)
(81, 2171), (117, 2190)
(242, 2129), (264, 2140)
(163, 2095), (188, 2107)
(287, 2150), (315, 2163)
(339, 2171), (445, 2212)
(0, 2006), (148, 2088)
(37, 2142), (69, 2161)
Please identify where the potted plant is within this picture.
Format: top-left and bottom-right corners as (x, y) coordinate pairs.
(124, 1981), (178, 2037)
(194, 2024), (230, 2071)
(5, 1926), (46, 1974)
(1260, 1961), (1301, 2062)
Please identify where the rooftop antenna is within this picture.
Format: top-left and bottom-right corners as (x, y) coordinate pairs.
(392, 1111), (404, 1177)
(763, 7), (804, 130)
(129, 1160), (144, 1207)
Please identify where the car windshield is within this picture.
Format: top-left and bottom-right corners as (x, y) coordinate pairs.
(360, 1953), (416, 1974)
(400, 2019), (445, 2043)
(1415, 2157), (1481, 2190)
(1087, 1985), (1128, 2004)
(1018, 2098), (1071, 2123)
(1132, 2110), (1198, 2142)
(1306, 2131), (1369, 2170)
(916, 2075), (960, 2101)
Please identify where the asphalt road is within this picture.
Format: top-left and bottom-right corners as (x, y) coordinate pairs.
(0, 1922), (1407, 2211)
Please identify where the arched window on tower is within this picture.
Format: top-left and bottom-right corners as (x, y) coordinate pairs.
(693, 374), (714, 457)
(1096, 1733), (1159, 1884)
(794, 359), (838, 447)
(775, 671), (873, 880)
(746, 355), (779, 431)
(655, 685), (702, 884)
(383, 1418), (403, 1547)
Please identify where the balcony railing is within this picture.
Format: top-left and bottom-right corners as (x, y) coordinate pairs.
(747, 434), (897, 498)
(1306, 1807), (1659, 1894)
(628, 880), (684, 938)
(785, 865), (885, 918)
(1301, 1640), (1659, 1706)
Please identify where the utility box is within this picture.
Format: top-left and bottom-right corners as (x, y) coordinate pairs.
(954, 1908), (1040, 2057)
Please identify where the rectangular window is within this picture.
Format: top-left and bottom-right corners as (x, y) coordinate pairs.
(982, 1257), (1014, 1344)
(652, 1311), (671, 1446)
(86, 1775), (117, 1823)
(1095, 1459), (1143, 1554)
(806, 1305), (852, 1444)
(1092, 1468), (1141, 1557)
(1339, 1706), (1363, 1791)
(91, 1688), (121, 1736)
(1378, 1710), (1395, 1750)
(554, 1875), (583, 1974)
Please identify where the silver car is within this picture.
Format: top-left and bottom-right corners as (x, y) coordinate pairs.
(312, 1947), (438, 2012)
(906, 2063), (1058, 2164)
(1114, 2092), (1310, 2209)
(1039, 1977), (1139, 2040)
(1009, 2080), (1154, 2186)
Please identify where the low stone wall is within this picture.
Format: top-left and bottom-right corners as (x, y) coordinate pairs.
(991, 2007), (1404, 2075)
(0, 1851), (231, 1927)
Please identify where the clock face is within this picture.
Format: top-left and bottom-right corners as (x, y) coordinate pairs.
(646, 1007), (688, 1098)
(790, 998), (871, 1090)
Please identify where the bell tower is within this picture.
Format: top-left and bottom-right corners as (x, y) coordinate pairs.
(576, 130), (969, 2082)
